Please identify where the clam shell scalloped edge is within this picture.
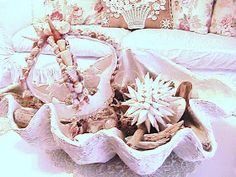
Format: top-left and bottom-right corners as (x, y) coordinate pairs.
(1, 95), (219, 175)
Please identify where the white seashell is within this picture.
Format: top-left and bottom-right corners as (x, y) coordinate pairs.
(50, 102), (216, 175)
(123, 73), (176, 132)
(53, 46), (60, 54)
(60, 49), (73, 66)
(1, 93), (217, 175)
(0, 31), (219, 175)
(57, 39), (66, 51)
(26, 59), (34, 67)
(74, 82), (83, 93)
(66, 66), (78, 82)
(31, 46), (40, 56)
(56, 58), (63, 64)
(47, 36), (56, 46)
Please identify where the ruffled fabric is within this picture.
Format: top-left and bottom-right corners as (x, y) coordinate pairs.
(0, 59), (22, 88)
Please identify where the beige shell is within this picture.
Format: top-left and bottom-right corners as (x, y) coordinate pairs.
(14, 107), (37, 128)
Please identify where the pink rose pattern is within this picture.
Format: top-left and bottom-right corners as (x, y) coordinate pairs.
(210, 0), (236, 37)
(179, 14), (190, 31)
(172, 0), (214, 34)
(44, 0), (102, 25)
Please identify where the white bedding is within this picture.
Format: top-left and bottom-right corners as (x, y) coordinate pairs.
(122, 29), (236, 71)
(3, 52), (236, 91)
(0, 53), (98, 88)
(192, 69), (236, 91)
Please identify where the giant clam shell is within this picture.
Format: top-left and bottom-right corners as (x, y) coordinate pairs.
(0, 41), (230, 175)
(49, 99), (218, 175)
(0, 91), (220, 175)
(1, 94), (58, 150)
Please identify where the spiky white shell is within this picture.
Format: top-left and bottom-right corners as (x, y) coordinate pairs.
(123, 73), (177, 132)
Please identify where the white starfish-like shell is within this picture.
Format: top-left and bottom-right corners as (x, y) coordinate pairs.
(123, 73), (177, 132)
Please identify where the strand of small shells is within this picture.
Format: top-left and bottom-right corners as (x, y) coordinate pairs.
(22, 37), (44, 87)
(69, 29), (121, 89)
(46, 35), (89, 109)
(13, 19), (122, 129)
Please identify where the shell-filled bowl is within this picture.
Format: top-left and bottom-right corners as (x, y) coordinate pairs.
(49, 103), (124, 164)
(48, 99), (217, 175)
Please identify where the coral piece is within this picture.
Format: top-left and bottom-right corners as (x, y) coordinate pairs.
(60, 118), (88, 139)
(175, 81), (192, 107)
(87, 107), (118, 133)
(14, 108), (37, 128)
(119, 116), (137, 136)
(125, 121), (184, 150)
(143, 121), (184, 142)
(126, 123), (146, 148)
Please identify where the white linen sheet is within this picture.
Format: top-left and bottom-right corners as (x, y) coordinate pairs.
(121, 29), (236, 71)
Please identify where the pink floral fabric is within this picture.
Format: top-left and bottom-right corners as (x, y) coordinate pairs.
(100, 0), (173, 30)
(171, 0), (214, 34)
(210, 0), (236, 37)
(42, 0), (101, 25)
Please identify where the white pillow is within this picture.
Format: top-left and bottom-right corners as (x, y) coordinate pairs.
(0, 0), (33, 37)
